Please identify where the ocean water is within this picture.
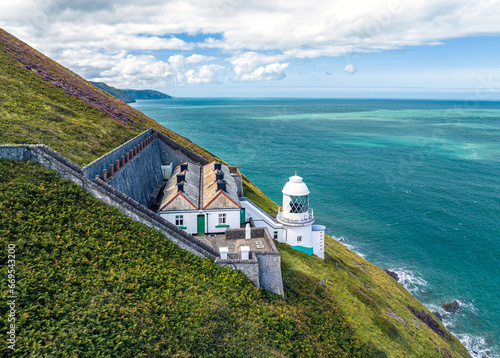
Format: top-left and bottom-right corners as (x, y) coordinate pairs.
(132, 98), (500, 357)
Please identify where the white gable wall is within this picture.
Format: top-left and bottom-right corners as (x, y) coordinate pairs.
(205, 209), (240, 233)
(160, 211), (199, 235)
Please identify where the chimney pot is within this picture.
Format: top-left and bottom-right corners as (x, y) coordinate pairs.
(176, 181), (184, 192)
(215, 170), (224, 181)
(216, 179), (227, 192)
(177, 173), (186, 184)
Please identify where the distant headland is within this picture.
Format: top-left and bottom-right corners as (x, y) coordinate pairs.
(91, 81), (172, 103)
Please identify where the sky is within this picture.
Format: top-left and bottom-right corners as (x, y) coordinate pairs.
(1, 0), (500, 99)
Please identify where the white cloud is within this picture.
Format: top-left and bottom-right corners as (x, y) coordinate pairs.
(238, 63), (290, 82)
(2, 0), (500, 87)
(186, 64), (226, 84)
(342, 64), (358, 74)
(230, 52), (289, 81)
(75, 52), (225, 88)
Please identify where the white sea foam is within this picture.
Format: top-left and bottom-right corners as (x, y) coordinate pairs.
(426, 299), (498, 358)
(331, 236), (366, 258)
(455, 333), (498, 358)
(390, 268), (428, 295)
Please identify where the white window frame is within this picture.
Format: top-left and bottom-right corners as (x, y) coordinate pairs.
(218, 213), (226, 225)
(175, 215), (184, 226)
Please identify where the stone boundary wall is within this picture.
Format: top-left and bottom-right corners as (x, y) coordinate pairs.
(156, 131), (209, 166)
(106, 138), (164, 207)
(0, 144), (219, 260)
(218, 226), (284, 296)
(215, 253), (260, 288)
(83, 129), (154, 179)
(256, 229), (284, 296)
(225, 227), (266, 240)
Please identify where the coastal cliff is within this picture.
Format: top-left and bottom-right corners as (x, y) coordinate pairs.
(0, 28), (471, 357)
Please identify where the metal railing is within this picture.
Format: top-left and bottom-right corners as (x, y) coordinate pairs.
(276, 207), (314, 223)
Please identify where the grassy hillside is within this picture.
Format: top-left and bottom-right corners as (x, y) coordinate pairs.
(0, 28), (214, 166)
(0, 29), (471, 357)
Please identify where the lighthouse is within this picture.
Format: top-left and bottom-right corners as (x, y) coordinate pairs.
(276, 174), (325, 260)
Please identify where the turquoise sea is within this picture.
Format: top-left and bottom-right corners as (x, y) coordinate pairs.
(132, 98), (500, 357)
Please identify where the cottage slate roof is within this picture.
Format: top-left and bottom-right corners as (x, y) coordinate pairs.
(202, 162), (241, 209)
(159, 162), (200, 210)
(159, 161), (240, 212)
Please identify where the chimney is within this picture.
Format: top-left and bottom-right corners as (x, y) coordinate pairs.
(176, 181), (184, 192)
(241, 246), (250, 260)
(219, 247), (228, 260)
(245, 223), (251, 239)
(216, 179), (226, 192)
(215, 169), (224, 181)
(176, 172), (186, 184)
(180, 162), (188, 172)
(214, 162), (222, 171)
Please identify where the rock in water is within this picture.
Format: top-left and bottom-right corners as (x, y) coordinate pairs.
(383, 269), (399, 282)
(442, 300), (460, 313)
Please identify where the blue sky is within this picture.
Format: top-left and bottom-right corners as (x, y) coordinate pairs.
(1, 0), (500, 99)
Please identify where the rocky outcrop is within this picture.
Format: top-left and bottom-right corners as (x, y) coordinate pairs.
(442, 300), (460, 313)
(408, 305), (453, 341)
(384, 269), (399, 282)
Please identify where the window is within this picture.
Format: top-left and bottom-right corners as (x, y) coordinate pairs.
(175, 215), (184, 226)
(218, 213), (226, 225)
(297, 235), (302, 243)
(273, 231), (278, 239)
(289, 195), (309, 213)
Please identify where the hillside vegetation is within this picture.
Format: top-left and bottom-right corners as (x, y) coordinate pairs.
(0, 28), (471, 357)
(0, 28), (212, 166)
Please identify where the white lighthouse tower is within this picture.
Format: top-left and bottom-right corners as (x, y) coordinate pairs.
(276, 174), (325, 259)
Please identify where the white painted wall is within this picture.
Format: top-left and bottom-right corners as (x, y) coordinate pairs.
(312, 225), (325, 260)
(285, 224), (313, 247)
(240, 198), (285, 242)
(161, 211), (198, 234)
(205, 209), (240, 233)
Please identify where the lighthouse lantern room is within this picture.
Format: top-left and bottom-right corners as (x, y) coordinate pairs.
(277, 174), (325, 259)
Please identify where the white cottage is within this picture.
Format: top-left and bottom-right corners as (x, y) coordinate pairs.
(158, 161), (244, 235)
